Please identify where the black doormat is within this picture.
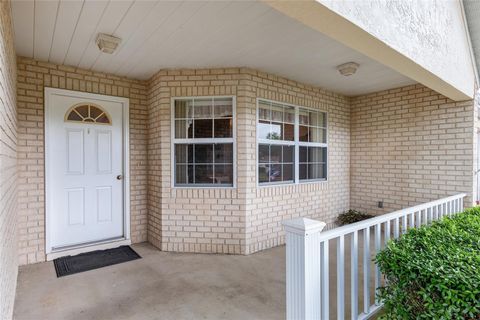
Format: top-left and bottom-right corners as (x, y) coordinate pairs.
(53, 245), (141, 277)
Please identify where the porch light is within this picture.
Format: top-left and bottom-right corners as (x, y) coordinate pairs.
(336, 62), (359, 76)
(95, 33), (121, 54)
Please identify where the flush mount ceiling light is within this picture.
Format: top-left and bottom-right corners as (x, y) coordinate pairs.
(336, 62), (359, 76)
(95, 33), (121, 54)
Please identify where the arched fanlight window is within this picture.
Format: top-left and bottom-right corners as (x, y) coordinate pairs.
(65, 103), (111, 125)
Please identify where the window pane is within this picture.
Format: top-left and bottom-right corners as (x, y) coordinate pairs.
(67, 111), (82, 121)
(214, 119), (232, 138)
(214, 98), (233, 118)
(308, 127), (321, 143)
(175, 120), (187, 138)
(308, 163), (326, 180)
(214, 144), (233, 163)
(214, 165), (233, 185)
(284, 106), (295, 123)
(309, 147), (326, 163)
(259, 144), (269, 163)
(97, 114), (110, 124)
(309, 111), (320, 127)
(308, 128), (326, 143)
(76, 105), (89, 118)
(259, 101), (271, 120)
(270, 145), (282, 163)
(284, 123), (294, 141)
(299, 109), (309, 125)
(175, 144), (193, 164)
(283, 163), (294, 182)
(283, 145), (294, 163)
(176, 165), (188, 184)
(271, 104), (283, 122)
(90, 106), (103, 119)
(195, 144), (213, 163)
(194, 99), (212, 118)
(175, 144), (187, 164)
(258, 164), (270, 183)
(188, 165), (194, 184)
(269, 122), (282, 140)
(258, 120), (271, 139)
(299, 164), (307, 180)
(194, 119), (213, 138)
(299, 125), (308, 142)
(270, 164), (282, 182)
(195, 165), (213, 184)
(318, 112), (326, 127)
(175, 100), (193, 118)
(298, 147), (327, 181)
(299, 146), (308, 163)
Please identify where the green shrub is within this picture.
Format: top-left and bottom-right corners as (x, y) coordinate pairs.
(336, 209), (373, 226)
(375, 207), (480, 319)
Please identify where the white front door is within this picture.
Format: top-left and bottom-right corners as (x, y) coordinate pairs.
(46, 88), (128, 252)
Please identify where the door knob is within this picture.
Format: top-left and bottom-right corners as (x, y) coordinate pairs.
(117, 175), (123, 180)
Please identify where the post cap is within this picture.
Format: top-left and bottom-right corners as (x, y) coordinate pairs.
(283, 217), (326, 235)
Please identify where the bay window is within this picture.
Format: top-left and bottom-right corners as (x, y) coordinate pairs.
(173, 97), (235, 187)
(257, 99), (327, 185)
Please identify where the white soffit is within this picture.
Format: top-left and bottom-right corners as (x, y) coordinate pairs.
(11, 0), (415, 96)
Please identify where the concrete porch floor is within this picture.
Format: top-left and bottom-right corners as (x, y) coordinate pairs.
(14, 231), (381, 320)
(14, 243), (286, 320)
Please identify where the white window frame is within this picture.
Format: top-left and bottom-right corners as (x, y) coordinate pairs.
(171, 96), (237, 189)
(256, 98), (328, 187)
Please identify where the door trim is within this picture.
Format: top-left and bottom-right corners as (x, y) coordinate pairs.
(44, 87), (130, 255)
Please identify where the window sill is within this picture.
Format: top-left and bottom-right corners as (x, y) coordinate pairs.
(258, 179), (328, 188)
(173, 185), (236, 189)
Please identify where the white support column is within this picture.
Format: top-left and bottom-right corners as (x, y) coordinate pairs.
(283, 218), (326, 320)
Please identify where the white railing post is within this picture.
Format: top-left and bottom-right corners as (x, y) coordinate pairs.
(283, 218), (326, 320)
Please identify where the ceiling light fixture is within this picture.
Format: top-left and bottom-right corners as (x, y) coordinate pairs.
(95, 33), (121, 54)
(336, 62), (359, 76)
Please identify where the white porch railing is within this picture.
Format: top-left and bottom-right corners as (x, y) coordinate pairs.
(283, 193), (467, 320)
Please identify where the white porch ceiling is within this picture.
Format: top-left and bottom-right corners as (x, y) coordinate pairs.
(11, 0), (415, 96)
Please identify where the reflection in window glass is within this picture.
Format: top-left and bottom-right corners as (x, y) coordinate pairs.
(258, 101), (295, 142)
(257, 99), (327, 185)
(298, 107), (327, 144)
(258, 144), (294, 184)
(175, 143), (234, 186)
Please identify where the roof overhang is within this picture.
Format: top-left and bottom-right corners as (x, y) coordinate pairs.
(265, 0), (475, 101)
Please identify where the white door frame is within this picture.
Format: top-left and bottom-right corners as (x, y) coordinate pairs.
(44, 87), (130, 258)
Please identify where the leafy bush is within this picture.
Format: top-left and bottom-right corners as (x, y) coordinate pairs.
(375, 207), (480, 319)
(336, 209), (373, 226)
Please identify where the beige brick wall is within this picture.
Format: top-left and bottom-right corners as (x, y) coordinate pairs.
(14, 62), (477, 262)
(147, 68), (245, 253)
(0, 1), (17, 319)
(350, 84), (475, 215)
(147, 68), (350, 254)
(242, 70), (350, 253)
(16, 57), (149, 265)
